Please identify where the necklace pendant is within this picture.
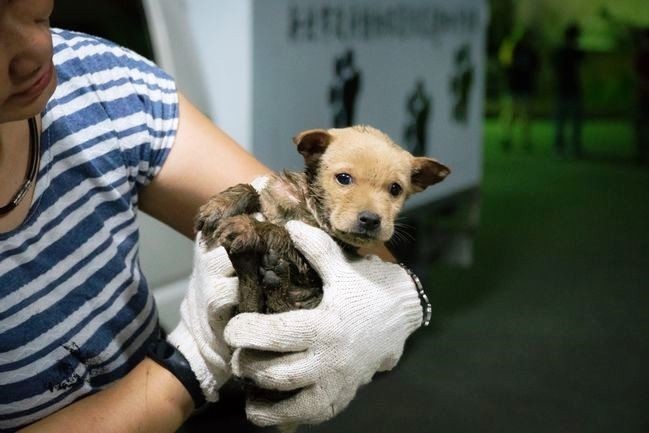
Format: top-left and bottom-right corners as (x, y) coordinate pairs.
(12, 179), (32, 207)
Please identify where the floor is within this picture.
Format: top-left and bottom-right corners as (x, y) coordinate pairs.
(181, 119), (649, 433)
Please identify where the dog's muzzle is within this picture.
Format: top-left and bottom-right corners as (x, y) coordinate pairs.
(356, 211), (381, 234)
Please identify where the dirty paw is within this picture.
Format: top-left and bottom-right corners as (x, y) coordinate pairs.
(196, 204), (229, 248)
(195, 184), (261, 248)
(215, 215), (264, 254)
(259, 249), (290, 288)
(260, 248), (323, 311)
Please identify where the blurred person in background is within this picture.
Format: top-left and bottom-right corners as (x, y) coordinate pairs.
(499, 28), (541, 153)
(553, 23), (585, 159)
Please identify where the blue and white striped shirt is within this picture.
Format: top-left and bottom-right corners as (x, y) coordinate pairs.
(0, 29), (178, 431)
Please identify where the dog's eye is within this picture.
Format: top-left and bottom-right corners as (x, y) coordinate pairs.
(335, 173), (353, 185)
(389, 183), (403, 197)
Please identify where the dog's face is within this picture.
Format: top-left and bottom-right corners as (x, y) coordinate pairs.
(294, 125), (450, 247)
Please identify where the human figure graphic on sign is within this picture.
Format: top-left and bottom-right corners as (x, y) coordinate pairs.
(329, 49), (361, 127)
(450, 44), (474, 123)
(404, 79), (431, 156)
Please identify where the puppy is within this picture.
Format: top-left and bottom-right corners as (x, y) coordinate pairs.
(195, 125), (449, 431)
(195, 125), (450, 315)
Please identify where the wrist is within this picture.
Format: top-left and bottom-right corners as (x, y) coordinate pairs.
(141, 357), (196, 420)
(167, 320), (229, 403)
(398, 263), (432, 327)
(148, 338), (207, 409)
(389, 263), (430, 333)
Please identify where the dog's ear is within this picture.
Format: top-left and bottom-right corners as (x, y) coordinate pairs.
(293, 129), (332, 164)
(411, 157), (451, 192)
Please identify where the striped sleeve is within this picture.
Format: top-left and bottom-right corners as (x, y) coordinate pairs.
(51, 28), (179, 195)
(111, 45), (178, 190)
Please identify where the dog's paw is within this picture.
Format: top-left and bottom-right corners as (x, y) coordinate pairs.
(259, 225), (313, 275)
(215, 215), (264, 254)
(259, 249), (290, 289)
(195, 184), (262, 248)
(260, 247), (323, 312)
(195, 200), (230, 247)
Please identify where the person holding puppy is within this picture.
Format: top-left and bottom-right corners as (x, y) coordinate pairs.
(0, 1), (430, 432)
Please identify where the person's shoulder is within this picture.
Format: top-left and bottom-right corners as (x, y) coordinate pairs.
(51, 28), (122, 54)
(50, 27), (172, 90)
(51, 28), (157, 71)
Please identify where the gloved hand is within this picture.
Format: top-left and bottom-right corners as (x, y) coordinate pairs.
(167, 233), (239, 402)
(224, 220), (424, 426)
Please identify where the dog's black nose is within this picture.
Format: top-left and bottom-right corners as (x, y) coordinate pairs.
(358, 211), (381, 231)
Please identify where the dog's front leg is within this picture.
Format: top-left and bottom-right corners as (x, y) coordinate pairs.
(229, 252), (264, 313)
(214, 214), (267, 313)
(195, 184), (261, 249)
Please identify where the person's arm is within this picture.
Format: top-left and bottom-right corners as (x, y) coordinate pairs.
(19, 95), (263, 432)
(139, 93), (272, 238)
(19, 358), (193, 433)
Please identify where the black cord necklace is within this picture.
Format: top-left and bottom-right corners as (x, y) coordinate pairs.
(0, 117), (40, 215)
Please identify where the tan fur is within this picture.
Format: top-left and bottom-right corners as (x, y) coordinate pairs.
(319, 126), (418, 245)
(268, 125), (450, 248)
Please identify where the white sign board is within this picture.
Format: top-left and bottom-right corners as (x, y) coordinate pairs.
(146, 0), (489, 209)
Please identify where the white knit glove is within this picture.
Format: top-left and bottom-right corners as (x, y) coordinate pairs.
(223, 220), (423, 426)
(167, 233), (239, 402)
